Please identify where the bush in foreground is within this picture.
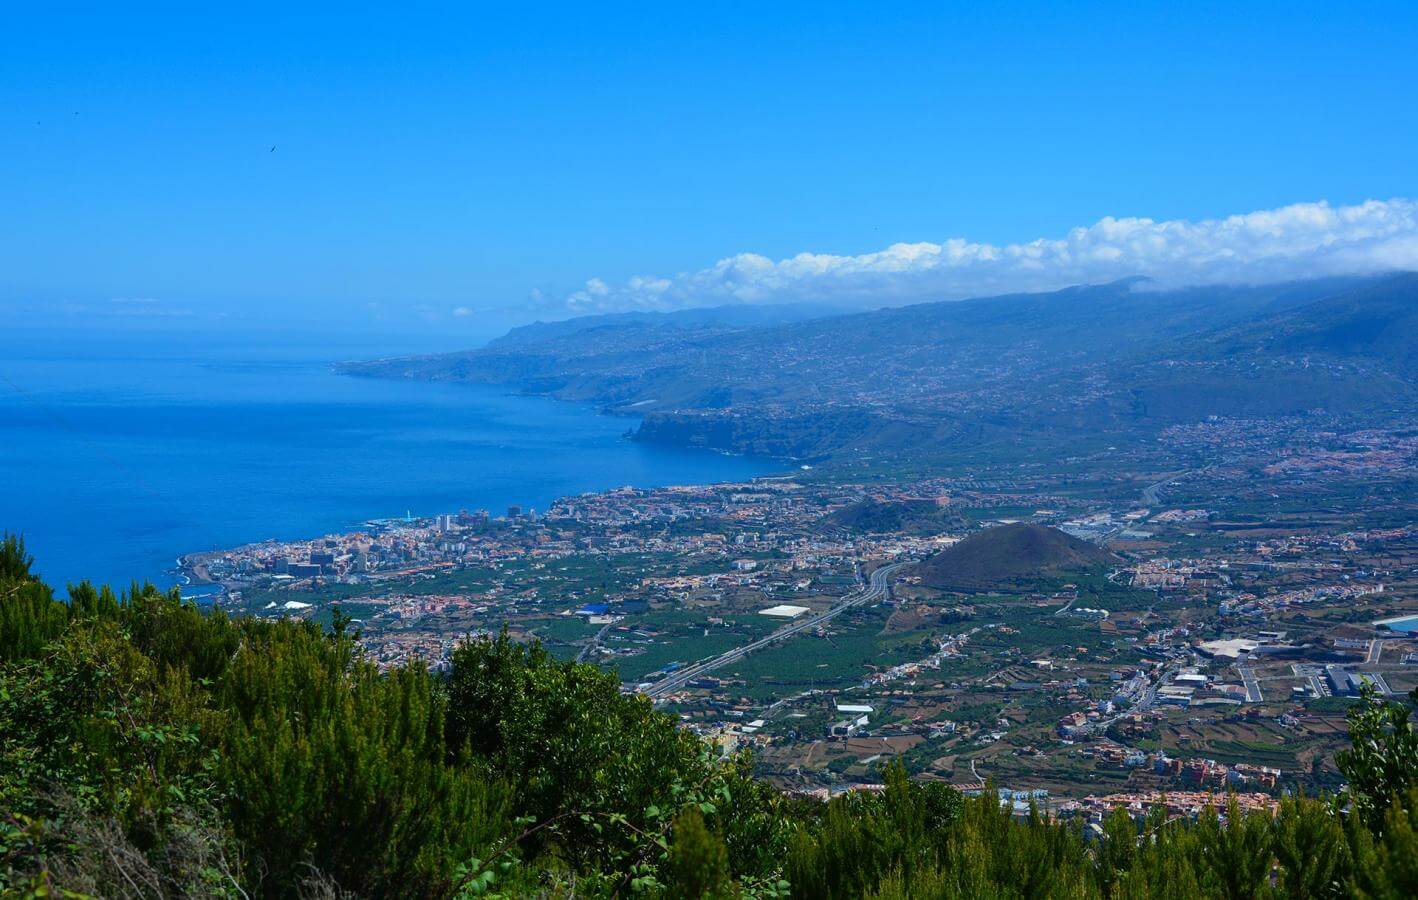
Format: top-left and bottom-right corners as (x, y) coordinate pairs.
(2, 533), (1418, 898)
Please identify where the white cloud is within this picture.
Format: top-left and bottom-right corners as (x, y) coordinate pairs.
(559, 199), (1418, 313)
(452, 306), (473, 317)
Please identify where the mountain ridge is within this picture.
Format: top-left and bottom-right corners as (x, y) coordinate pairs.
(340, 274), (1417, 464)
(485, 302), (850, 350)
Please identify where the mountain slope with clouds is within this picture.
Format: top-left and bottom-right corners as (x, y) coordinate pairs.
(347, 273), (1416, 463)
(552, 199), (1418, 314)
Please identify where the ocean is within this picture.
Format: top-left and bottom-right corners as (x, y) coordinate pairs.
(0, 329), (779, 594)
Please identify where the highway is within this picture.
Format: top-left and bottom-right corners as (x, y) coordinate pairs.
(1138, 466), (1209, 507)
(576, 620), (614, 663)
(1140, 471), (1186, 506)
(642, 561), (910, 699)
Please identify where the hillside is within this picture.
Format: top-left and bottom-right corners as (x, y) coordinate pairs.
(485, 302), (848, 349)
(1202, 274), (1418, 373)
(914, 523), (1118, 591)
(822, 498), (968, 536)
(340, 274), (1418, 463)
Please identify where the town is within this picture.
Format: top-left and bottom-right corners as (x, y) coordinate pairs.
(184, 419), (1417, 822)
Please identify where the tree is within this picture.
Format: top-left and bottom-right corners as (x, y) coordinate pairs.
(1272, 795), (1348, 899)
(1346, 788), (1418, 898)
(443, 630), (711, 869)
(1337, 686), (1418, 829)
(663, 807), (735, 899)
(1193, 799), (1273, 900)
(11, 552), (1418, 898)
(0, 533), (36, 583)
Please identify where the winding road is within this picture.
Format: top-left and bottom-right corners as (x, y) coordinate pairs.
(642, 561), (911, 699)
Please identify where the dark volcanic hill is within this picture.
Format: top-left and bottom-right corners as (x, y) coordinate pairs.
(914, 523), (1118, 591)
(822, 498), (967, 536)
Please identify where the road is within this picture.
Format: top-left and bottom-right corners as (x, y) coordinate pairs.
(1139, 467), (1208, 507)
(945, 757), (984, 791)
(576, 620), (614, 663)
(1366, 639), (1384, 665)
(642, 561), (910, 699)
(1309, 674), (1329, 697)
(1239, 667), (1263, 703)
(1140, 472), (1185, 506)
(1092, 659), (1186, 732)
(1293, 664), (1330, 698)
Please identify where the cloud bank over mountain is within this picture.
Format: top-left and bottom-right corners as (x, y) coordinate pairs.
(560, 199), (1418, 313)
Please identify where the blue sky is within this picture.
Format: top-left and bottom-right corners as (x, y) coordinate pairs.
(3, 2), (1417, 334)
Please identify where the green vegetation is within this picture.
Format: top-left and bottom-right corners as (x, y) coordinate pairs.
(5, 533), (1418, 898)
(607, 609), (782, 683)
(822, 499), (967, 536)
(720, 607), (932, 701)
(529, 615), (601, 645)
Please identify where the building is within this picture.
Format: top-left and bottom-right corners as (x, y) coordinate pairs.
(1325, 665), (1377, 696)
(830, 714), (870, 737)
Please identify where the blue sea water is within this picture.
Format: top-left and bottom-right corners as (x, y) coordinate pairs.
(0, 329), (779, 594)
(1377, 615), (1418, 633)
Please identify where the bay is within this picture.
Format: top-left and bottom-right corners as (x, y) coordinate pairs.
(0, 329), (779, 594)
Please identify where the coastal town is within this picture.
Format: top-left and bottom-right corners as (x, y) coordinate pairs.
(183, 426), (1418, 819)
(9, 9), (1418, 892)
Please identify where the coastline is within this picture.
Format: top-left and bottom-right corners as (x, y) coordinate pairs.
(172, 458), (798, 599)
(9, 341), (784, 596)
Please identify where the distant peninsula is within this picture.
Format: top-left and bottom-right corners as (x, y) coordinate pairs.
(340, 275), (1418, 469)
